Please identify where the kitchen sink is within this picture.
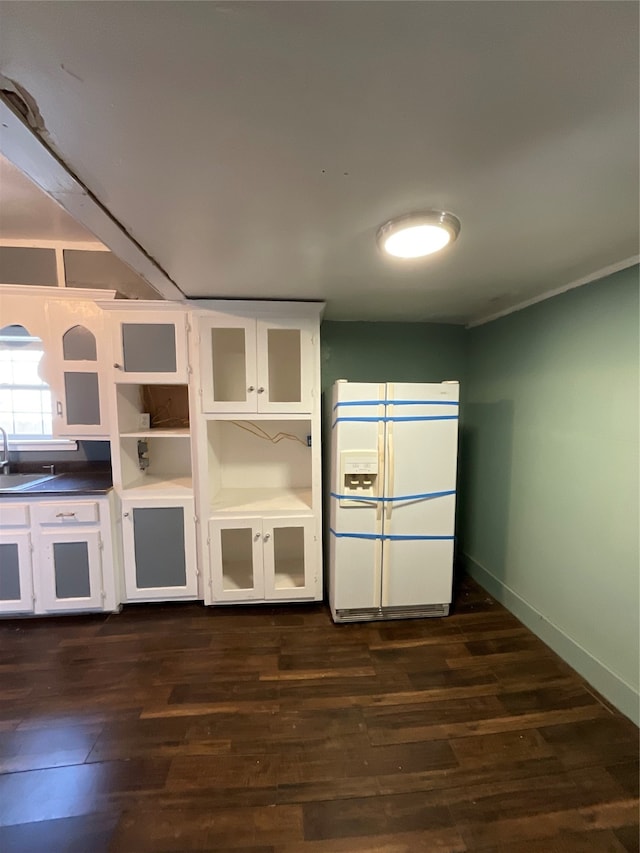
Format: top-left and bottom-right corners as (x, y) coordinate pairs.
(0, 473), (57, 491)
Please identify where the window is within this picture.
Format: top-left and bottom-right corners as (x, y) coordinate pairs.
(0, 325), (52, 438)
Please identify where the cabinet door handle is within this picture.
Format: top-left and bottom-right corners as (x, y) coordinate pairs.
(113, 363), (122, 370)
(55, 512), (76, 518)
(56, 401), (63, 417)
(247, 385), (255, 392)
(123, 512), (130, 517)
(254, 532), (261, 541)
(263, 532), (271, 541)
(257, 387), (265, 394)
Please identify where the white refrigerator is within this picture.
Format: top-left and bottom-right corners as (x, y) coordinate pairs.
(328, 380), (459, 623)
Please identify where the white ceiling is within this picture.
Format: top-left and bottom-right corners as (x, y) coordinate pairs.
(0, 2), (637, 322)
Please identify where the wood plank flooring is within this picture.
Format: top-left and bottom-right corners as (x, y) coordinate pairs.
(0, 575), (637, 852)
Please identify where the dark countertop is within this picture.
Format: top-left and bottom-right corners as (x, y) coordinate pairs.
(0, 472), (113, 497)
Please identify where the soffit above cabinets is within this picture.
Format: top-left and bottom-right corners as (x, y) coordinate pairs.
(0, 2), (638, 321)
(0, 155), (162, 299)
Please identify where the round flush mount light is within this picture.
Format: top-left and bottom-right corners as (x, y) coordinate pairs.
(376, 210), (461, 259)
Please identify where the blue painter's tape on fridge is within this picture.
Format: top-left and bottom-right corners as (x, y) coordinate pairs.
(333, 415), (459, 427)
(330, 490), (456, 503)
(330, 528), (455, 541)
(333, 399), (459, 410)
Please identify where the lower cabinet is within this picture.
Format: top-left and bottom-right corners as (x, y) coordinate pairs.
(0, 496), (117, 616)
(120, 495), (198, 600)
(0, 529), (34, 614)
(38, 529), (104, 612)
(209, 515), (316, 603)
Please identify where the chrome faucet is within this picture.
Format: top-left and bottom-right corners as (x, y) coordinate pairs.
(0, 427), (9, 474)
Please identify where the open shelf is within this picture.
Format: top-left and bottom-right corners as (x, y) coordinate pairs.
(210, 487), (312, 514)
(116, 384), (190, 433)
(120, 428), (191, 438)
(119, 435), (192, 491)
(206, 419), (312, 513)
(119, 475), (193, 496)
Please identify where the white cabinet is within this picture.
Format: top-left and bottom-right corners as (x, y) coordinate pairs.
(106, 303), (198, 604)
(46, 300), (110, 437)
(199, 313), (315, 413)
(0, 285), (116, 442)
(209, 517), (263, 602)
(32, 497), (117, 614)
(120, 496), (197, 601)
(0, 495), (118, 617)
(110, 308), (189, 383)
(37, 528), (104, 612)
(0, 504), (34, 614)
(209, 516), (316, 603)
(194, 300), (324, 607)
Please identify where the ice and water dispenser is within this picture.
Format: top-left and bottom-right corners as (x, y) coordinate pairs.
(339, 450), (379, 506)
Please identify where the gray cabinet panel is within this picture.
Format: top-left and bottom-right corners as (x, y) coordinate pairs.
(62, 325), (97, 361)
(121, 324), (177, 374)
(64, 372), (101, 425)
(0, 543), (21, 601)
(53, 541), (91, 598)
(133, 506), (186, 588)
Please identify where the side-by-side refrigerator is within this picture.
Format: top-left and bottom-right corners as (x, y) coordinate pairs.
(328, 380), (459, 623)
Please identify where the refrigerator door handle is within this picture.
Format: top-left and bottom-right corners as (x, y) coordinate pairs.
(376, 429), (384, 522)
(386, 424), (394, 521)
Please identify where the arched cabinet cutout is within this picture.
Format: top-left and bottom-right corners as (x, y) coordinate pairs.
(62, 325), (97, 361)
(47, 302), (108, 437)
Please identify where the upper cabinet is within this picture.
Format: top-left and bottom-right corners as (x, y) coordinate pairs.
(46, 300), (110, 437)
(109, 308), (189, 383)
(198, 311), (316, 413)
(0, 287), (116, 441)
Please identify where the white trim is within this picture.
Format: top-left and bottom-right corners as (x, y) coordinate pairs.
(0, 284), (116, 301)
(0, 238), (108, 251)
(0, 93), (184, 303)
(189, 299), (325, 318)
(466, 256), (640, 328)
(8, 439), (78, 452)
(463, 553), (639, 725)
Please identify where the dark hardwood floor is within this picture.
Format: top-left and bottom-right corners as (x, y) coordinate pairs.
(0, 575), (637, 852)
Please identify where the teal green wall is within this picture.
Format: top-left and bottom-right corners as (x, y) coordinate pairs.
(321, 321), (467, 394)
(461, 266), (639, 722)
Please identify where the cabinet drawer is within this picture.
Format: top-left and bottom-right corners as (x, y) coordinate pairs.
(37, 501), (100, 525)
(0, 503), (30, 527)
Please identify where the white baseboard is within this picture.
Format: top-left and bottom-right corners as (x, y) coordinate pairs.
(462, 553), (639, 726)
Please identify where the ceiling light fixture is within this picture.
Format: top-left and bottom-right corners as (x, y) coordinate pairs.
(377, 210), (461, 259)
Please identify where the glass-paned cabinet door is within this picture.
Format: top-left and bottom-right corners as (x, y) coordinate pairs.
(121, 497), (197, 600)
(47, 302), (108, 436)
(263, 517), (316, 600)
(209, 518), (264, 602)
(0, 532), (34, 614)
(256, 319), (314, 413)
(37, 529), (103, 612)
(112, 311), (188, 383)
(199, 315), (257, 412)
